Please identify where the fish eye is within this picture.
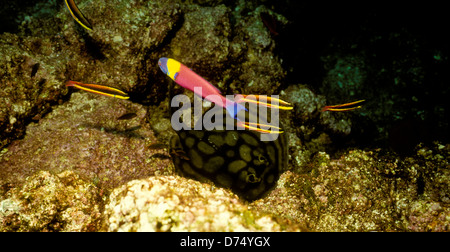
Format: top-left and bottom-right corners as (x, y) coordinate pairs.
(158, 63), (168, 74)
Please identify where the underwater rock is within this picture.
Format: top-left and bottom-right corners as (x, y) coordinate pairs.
(0, 92), (173, 189)
(104, 175), (302, 231)
(229, 4), (288, 95)
(319, 24), (449, 147)
(0, 0), (181, 147)
(251, 143), (449, 231)
(167, 4), (231, 77)
(0, 170), (103, 232)
(321, 55), (366, 103)
(1, 0), (448, 232)
(0, 0), (288, 150)
(163, 3), (287, 95)
(283, 84), (356, 139)
(0, 33), (68, 150)
(59, 0), (182, 104)
(281, 84), (358, 173)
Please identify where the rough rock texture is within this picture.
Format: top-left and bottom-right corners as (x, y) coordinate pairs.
(104, 175), (301, 231)
(252, 143), (449, 231)
(0, 1), (448, 232)
(0, 0), (288, 149)
(0, 32), (68, 149)
(154, 1), (288, 100)
(0, 170), (103, 232)
(0, 0), (183, 150)
(0, 92), (173, 189)
(56, 0), (182, 104)
(229, 2), (288, 95)
(2, 142), (447, 232)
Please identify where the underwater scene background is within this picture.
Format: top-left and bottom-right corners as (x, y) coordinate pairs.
(0, 0), (448, 231)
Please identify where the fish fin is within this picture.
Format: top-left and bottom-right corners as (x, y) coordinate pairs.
(66, 80), (129, 99)
(237, 121), (284, 134)
(322, 100), (365, 112)
(225, 102), (247, 119)
(235, 94), (293, 110)
(65, 0), (93, 31)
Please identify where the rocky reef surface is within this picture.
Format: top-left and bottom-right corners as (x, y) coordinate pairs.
(0, 0), (448, 231)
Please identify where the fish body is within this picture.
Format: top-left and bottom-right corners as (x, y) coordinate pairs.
(64, 0), (93, 31)
(64, 58), (363, 201)
(158, 57), (246, 119)
(66, 81), (129, 99)
(170, 105), (287, 201)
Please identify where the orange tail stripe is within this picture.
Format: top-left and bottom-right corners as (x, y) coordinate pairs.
(322, 99), (365, 112)
(237, 95), (293, 110)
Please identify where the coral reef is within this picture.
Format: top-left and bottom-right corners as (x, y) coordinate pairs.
(105, 175), (301, 231)
(252, 143), (449, 231)
(0, 1), (448, 232)
(0, 170), (103, 232)
(0, 92), (173, 189)
(0, 32), (68, 149)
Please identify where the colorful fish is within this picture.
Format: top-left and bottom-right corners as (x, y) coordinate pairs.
(64, 59), (364, 200)
(66, 58), (364, 134)
(66, 80), (129, 99)
(65, 0), (93, 31)
(158, 57), (293, 134)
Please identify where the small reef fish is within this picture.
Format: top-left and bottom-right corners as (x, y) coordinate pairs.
(117, 112), (138, 120)
(158, 57), (293, 134)
(64, 59), (364, 200)
(66, 58), (364, 131)
(322, 99), (365, 112)
(66, 80), (129, 99)
(260, 12), (279, 36)
(64, 0), (93, 31)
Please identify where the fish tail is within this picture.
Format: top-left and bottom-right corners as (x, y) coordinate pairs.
(237, 121), (284, 134)
(66, 80), (130, 100)
(322, 99), (365, 112)
(235, 95), (293, 110)
(225, 102), (247, 119)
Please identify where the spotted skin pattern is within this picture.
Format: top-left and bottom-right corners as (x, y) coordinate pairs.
(170, 107), (287, 201)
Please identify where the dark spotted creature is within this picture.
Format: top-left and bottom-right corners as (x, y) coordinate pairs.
(169, 106), (288, 201)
